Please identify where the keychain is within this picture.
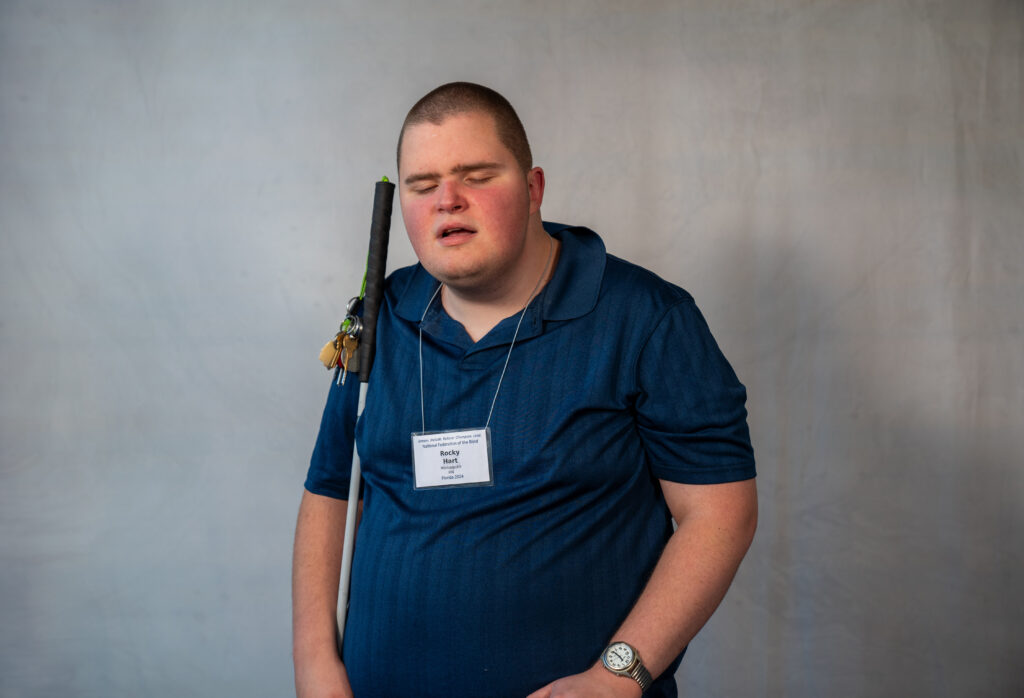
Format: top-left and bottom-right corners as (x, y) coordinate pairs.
(318, 296), (364, 385)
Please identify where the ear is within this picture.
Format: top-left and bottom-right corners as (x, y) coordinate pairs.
(526, 166), (545, 214)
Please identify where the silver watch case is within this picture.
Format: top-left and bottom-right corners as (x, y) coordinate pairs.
(601, 641), (654, 692)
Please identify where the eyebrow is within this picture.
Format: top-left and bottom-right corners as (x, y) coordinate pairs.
(403, 161), (504, 186)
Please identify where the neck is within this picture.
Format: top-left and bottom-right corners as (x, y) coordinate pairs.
(443, 223), (559, 342)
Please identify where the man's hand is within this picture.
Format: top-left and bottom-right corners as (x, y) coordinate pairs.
(294, 651), (353, 698)
(526, 665), (642, 698)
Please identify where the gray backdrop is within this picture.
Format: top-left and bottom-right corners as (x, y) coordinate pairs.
(2, 1), (1021, 696)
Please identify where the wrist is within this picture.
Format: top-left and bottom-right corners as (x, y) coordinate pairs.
(599, 640), (653, 695)
(588, 663), (643, 697)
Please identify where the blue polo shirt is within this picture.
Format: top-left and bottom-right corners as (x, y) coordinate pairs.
(306, 223), (755, 698)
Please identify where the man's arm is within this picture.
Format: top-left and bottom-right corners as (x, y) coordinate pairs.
(292, 489), (358, 698)
(528, 478), (758, 698)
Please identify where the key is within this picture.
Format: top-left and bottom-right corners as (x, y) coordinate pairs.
(337, 335), (360, 385)
(320, 333), (343, 370)
(342, 334), (360, 371)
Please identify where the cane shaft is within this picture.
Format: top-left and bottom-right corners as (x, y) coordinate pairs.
(337, 179), (394, 648)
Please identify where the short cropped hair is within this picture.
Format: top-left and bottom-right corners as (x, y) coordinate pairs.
(397, 82), (533, 173)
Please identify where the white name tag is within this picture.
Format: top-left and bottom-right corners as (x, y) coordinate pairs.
(411, 427), (494, 489)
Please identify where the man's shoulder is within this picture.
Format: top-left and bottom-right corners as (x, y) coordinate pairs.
(600, 252), (694, 313)
(545, 222), (694, 323)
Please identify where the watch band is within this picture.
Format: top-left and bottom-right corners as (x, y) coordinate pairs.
(628, 662), (654, 692)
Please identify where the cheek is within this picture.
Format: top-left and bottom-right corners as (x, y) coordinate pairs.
(400, 198), (433, 246)
(476, 187), (529, 227)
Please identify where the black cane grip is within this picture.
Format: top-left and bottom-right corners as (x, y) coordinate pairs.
(359, 179), (395, 383)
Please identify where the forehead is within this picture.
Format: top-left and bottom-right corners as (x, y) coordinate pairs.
(399, 111), (514, 173)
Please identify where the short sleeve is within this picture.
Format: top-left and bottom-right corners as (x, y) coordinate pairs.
(304, 370), (361, 499)
(635, 299), (756, 484)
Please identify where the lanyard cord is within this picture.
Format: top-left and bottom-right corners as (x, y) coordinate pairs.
(419, 236), (555, 432)
(418, 284), (442, 432)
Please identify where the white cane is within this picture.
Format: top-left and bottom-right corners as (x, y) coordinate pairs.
(337, 177), (394, 648)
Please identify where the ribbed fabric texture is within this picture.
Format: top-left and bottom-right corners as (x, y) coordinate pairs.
(306, 224), (755, 697)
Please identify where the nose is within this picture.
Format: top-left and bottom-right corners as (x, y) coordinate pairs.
(436, 180), (465, 213)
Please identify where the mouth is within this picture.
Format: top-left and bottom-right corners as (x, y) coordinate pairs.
(438, 225), (477, 241)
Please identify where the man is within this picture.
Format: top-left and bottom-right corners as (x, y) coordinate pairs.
(293, 82), (757, 698)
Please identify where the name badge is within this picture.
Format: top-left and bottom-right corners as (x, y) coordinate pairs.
(411, 427), (494, 489)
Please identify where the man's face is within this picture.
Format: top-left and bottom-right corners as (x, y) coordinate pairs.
(398, 111), (543, 293)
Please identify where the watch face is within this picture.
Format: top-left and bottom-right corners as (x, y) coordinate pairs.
(604, 642), (634, 671)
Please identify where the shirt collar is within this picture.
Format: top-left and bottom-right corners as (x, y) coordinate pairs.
(539, 221), (605, 321)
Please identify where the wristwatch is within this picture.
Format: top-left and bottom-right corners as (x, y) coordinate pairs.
(600, 640), (653, 693)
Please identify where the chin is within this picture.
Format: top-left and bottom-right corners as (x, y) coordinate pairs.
(424, 259), (483, 284)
